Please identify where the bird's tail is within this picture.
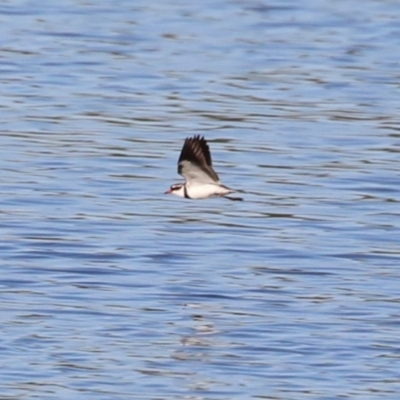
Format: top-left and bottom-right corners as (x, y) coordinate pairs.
(224, 195), (243, 201)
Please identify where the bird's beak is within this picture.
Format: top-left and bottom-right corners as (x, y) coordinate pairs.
(164, 188), (172, 194)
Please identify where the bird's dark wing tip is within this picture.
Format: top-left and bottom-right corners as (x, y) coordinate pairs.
(178, 135), (212, 167)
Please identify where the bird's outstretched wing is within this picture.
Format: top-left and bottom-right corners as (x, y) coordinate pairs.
(177, 136), (219, 184)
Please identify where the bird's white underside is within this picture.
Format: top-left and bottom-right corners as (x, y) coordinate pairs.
(172, 182), (233, 199)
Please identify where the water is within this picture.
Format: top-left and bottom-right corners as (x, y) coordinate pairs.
(1, 0), (400, 399)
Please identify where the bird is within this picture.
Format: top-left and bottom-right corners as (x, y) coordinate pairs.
(165, 135), (243, 201)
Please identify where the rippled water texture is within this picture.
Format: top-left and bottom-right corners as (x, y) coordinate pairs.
(1, 0), (400, 399)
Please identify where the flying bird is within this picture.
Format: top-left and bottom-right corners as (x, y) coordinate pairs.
(165, 135), (243, 201)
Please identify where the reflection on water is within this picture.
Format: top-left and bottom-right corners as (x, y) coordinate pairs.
(1, 0), (400, 399)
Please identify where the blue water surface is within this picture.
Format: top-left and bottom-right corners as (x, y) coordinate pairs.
(1, 0), (400, 399)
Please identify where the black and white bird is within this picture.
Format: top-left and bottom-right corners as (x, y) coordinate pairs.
(165, 135), (243, 201)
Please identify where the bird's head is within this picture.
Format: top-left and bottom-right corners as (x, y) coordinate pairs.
(165, 183), (185, 197)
